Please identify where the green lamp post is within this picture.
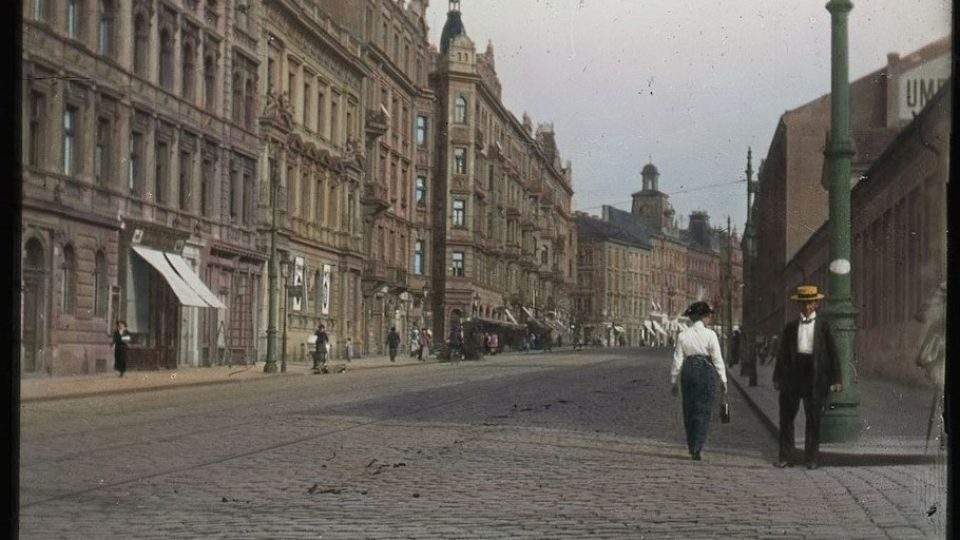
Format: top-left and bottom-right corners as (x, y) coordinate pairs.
(741, 148), (758, 387)
(264, 150), (280, 373)
(821, 0), (860, 441)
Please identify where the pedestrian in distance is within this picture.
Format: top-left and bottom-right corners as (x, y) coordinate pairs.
(313, 324), (329, 372)
(386, 326), (401, 362)
(773, 285), (842, 470)
(418, 327), (431, 361)
(670, 302), (727, 461)
(111, 320), (131, 377)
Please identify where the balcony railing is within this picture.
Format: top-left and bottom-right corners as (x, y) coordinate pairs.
(361, 182), (390, 212)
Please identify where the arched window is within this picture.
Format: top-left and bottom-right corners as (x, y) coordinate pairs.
(94, 250), (108, 317)
(61, 245), (76, 314)
(25, 238), (45, 272)
(98, 0), (114, 56)
(133, 14), (149, 77)
(182, 42), (195, 100)
(159, 29), (174, 89)
(204, 54), (216, 110)
(244, 78), (255, 128)
(454, 96), (466, 123)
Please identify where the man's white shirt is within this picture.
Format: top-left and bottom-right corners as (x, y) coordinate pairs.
(797, 312), (816, 354)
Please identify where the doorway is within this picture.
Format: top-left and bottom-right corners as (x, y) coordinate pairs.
(22, 238), (47, 373)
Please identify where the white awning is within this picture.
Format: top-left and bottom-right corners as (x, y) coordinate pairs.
(613, 325), (626, 333)
(165, 253), (226, 309)
(521, 306), (535, 319)
(132, 246), (209, 308)
(503, 308), (519, 326)
(643, 320), (653, 332)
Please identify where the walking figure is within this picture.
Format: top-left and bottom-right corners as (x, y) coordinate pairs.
(111, 320), (131, 377)
(386, 326), (401, 362)
(449, 321), (464, 362)
(670, 302), (726, 461)
(773, 285), (842, 470)
(313, 324), (329, 372)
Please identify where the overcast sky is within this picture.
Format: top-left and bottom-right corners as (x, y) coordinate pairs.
(425, 0), (951, 233)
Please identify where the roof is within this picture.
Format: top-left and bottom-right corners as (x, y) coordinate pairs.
(439, 6), (466, 55)
(642, 163), (659, 176)
(576, 214), (652, 250)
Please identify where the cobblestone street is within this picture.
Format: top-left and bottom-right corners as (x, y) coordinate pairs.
(20, 349), (943, 539)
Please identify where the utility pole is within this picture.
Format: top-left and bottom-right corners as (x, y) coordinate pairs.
(742, 148), (758, 386)
(725, 216), (733, 363)
(821, 0), (860, 441)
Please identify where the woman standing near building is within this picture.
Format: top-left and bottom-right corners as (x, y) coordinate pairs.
(111, 320), (131, 377)
(670, 302), (727, 460)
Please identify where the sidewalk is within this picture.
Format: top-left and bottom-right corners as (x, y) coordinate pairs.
(19, 352), (437, 403)
(727, 359), (942, 463)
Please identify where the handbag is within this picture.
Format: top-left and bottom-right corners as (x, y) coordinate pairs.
(719, 399), (731, 424)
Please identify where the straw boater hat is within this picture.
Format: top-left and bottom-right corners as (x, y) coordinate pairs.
(683, 301), (714, 317)
(790, 285), (825, 302)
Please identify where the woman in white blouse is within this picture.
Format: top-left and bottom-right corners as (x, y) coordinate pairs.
(670, 302), (727, 460)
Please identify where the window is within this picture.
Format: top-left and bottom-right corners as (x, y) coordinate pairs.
(129, 131), (142, 193)
(452, 251), (464, 277)
(414, 240), (424, 275)
(63, 107), (77, 175)
(316, 88), (326, 134)
(28, 92), (44, 168)
(94, 250), (108, 318)
(179, 150), (192, 210)
(201, 158), (214, 215)
(159, 29), (174, 89)
(330, 97), (339, 144)
(452, 199), (465, 227)
(416, 115), (427, 146)
(242, 171), (252, 225)
(61, 245), (76, 314)
(67, 0), (80, 39)
(454, 96), (467, 123)
(415, 175), (426, 206)
(182, 43), (196, 100)
(453, 147), (466, 174)
(95, 118), (111, 186)
(303, 81), (311, 126)
(204, 55), (216, 110)
(98, 0), (114, 56)
(232, 72), (242, 123)
(244, 79), (255, 128)
(155, 140), (169, 205)
(235, 1), (249, 31)
(228, 168), (239, 221)
(34, 0), (48, 21)
(134, 14), (149, 77)
(266, 57), (276, 93)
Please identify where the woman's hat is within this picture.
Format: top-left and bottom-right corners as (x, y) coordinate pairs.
(790, 285), (825, 302)
(683, 301), (714, 317)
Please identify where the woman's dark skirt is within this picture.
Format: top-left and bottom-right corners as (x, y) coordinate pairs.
(681, 354), (717, 454)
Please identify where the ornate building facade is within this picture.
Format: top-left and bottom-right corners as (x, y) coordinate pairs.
(429, 1), (577, 345)
(22, 0), (263, 374)
(258, 0), (367, 363)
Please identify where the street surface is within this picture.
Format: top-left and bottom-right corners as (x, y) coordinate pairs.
(21, 349), (941, 539)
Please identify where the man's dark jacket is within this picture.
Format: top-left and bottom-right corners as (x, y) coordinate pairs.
(773, 317), (842, 403)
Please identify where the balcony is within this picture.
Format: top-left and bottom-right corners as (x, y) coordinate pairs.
(504, 244), (521, 259)
(361, 182), (390, 213)
(362, 260), (387, 282)
(365, 108), (389, 140)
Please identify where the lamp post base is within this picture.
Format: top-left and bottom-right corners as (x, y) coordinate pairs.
(263, 361), (279, 373)
(821, 399), (861, 443)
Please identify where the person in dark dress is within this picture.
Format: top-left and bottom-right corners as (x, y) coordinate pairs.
(111, 320), (131, 377)
(386, 327), (401, 362)
(313, 324), (329, 371)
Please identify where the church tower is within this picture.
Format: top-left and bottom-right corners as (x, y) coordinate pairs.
(631, 160), (673, 232)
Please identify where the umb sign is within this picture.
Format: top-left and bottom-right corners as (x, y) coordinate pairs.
(899, 54), (950, 122)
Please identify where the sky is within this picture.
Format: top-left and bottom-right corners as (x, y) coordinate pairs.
(425, 0), (952, 233)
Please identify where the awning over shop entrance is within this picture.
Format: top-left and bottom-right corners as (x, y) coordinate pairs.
(521, 306), (550, 329)
(503, 308), (520, 326)
(651, 320), (667, 337)
(165, 252), (226, 309)
(132, 246), (221, 308)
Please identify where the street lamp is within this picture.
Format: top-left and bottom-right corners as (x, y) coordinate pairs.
(742, 148), (759, 387)
(822, 0), (860, 442)
(264, 144), (280, 373)
(279, 252), (290, 373)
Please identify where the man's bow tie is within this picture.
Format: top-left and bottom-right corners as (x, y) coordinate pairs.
(800, 318), (815, 324)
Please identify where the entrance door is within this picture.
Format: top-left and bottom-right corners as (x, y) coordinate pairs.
(22, 239), (46, 373)
(149, 271), (180, 369)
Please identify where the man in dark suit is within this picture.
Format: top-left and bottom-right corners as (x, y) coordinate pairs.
(773, 285), (843, 470)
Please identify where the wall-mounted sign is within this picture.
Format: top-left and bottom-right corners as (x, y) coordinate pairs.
(321, 264), (332, 315)
(292, 256), (304, 312)
(899, 54), (950, 122)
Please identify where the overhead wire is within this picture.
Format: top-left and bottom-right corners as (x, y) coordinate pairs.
(574, 178), (747, 214)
